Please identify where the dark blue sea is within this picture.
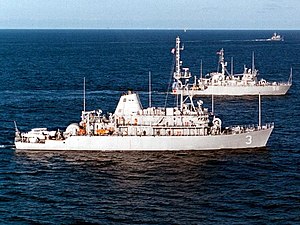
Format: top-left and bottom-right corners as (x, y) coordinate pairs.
(0, 30), (299, 224)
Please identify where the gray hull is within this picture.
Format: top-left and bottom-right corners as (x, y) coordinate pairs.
(189, 84), (291, 96)
(15, 127), (273, 151)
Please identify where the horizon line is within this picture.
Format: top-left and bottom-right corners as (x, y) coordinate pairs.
(0, 28), (299, 31)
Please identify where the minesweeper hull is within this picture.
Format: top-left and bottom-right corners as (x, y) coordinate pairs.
(15, 127), (273, 151)
(189, 84), (291, 96)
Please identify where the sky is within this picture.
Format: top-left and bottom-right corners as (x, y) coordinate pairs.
(0, 0), (299, 29)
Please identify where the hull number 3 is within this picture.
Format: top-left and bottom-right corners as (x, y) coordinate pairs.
(245, 135), (252, 145)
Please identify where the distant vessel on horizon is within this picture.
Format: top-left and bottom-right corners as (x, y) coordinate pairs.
(267, 32), (284, 41)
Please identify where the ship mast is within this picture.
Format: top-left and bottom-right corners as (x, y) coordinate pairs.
(149, 71), (152, 108)
(200, 59), (203, 79)
(231, 57), (234, 76)
(258, 93), (261, 128)
(172, 36), (194, 111)
(83, 77), (86, 112)
(173, 37), (185, 110)
(173, 36), (184, 80)
(252, 52), (255, 74)
(217, 48), (227, 75)
(211, 94), (214, 114)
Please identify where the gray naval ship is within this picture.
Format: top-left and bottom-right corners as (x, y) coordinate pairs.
(14, 37), (274, 151)
(267, 32), (284, 41)
(172, 45), (292, 96)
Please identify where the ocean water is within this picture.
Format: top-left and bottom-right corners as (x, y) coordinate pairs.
(0, 29), (299, 224)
